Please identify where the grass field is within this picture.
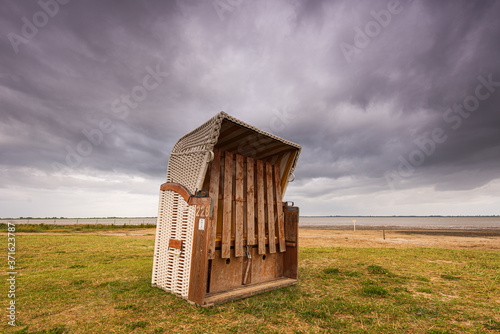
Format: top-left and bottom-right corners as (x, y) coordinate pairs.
(0, 223), (157, 233)
(2, 227), (500, 333)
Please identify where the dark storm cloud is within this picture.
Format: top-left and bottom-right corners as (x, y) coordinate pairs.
(1, 0), (499, 216)
(284, 0), (500, 192)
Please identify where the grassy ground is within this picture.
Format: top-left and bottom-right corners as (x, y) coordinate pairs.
(2, 228), (499, 333)
(0, 223), (156, 233)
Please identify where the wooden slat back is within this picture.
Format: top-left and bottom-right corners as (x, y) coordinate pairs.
(206, 151), (287, 259)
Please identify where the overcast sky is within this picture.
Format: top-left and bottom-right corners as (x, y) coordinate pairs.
(1, 0), (499, 218)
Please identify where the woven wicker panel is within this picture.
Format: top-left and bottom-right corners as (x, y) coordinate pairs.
(151, 190), (196, 299)
(166, 113), (223, 194)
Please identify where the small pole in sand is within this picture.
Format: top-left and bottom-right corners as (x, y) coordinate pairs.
(383, 228), (386, 240)
(352, 219), (356, 232)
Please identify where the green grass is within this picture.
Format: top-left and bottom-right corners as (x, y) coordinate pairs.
(361, 281), (389, 297)
(1, 229), (499, 333)
(440, 274), (460, 281)
(366, 264), (392, 276)
(0, 223), (156, 233)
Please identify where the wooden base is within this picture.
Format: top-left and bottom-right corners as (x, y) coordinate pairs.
(202, 277), (297, 307)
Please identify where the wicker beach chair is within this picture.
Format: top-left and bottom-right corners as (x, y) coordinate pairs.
(152, 112), (301, 306)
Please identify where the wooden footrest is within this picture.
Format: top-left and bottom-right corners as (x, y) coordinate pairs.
(202, 277), (297, 307)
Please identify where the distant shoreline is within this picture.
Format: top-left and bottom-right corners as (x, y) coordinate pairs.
(299, 225), (500, 233)
(299, 216), (500, 231)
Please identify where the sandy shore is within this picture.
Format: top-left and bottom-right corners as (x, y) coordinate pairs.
(299, 229), (500, 251)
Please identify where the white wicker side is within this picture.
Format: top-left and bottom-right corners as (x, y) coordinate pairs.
(151, 190), (196, 299)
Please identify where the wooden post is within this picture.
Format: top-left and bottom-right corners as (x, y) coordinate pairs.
(188, 201), (212, 305)
(283, 205), (299, 279)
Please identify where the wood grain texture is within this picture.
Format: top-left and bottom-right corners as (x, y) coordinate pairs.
(243, 257), (252, 285)
(256, 159), (266, 255)
(168, 239), (183, 250)
(159, 182), (191, 202)
(159, 182), (211, 206)
(222, 151), (234, 259)
(208, 149), (221, 260)
(246, 157), (255, 245)
(187, 204), (211, 305)
(283, 205), (299, 279)
(209, 250), (243, 294)
(251, 248), (276, 284)
(204, 277), (297, 307)
(284, 206), (298, 243)
(274, 164), (286, 252)
(265, 162), (276, 254)
(234, 154), (244, 257)
(275, 251), (284, 278)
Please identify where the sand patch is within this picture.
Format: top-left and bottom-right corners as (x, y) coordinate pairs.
(298, 229), (500, 251)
